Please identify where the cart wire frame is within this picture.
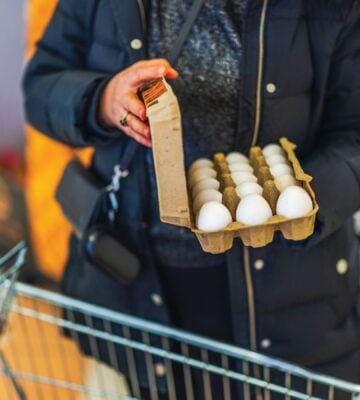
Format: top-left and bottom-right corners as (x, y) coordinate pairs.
(0, 244), (359, 400)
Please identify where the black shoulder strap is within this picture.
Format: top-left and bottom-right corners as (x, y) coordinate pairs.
(118, 0), (206, 175)
(168, 0), (206, 65)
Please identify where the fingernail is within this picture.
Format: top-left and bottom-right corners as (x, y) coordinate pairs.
(158, 67), (165, 75)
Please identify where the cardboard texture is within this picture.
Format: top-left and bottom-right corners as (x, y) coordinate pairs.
(144, 79), (191, 228)
(142, 79), (319, 254)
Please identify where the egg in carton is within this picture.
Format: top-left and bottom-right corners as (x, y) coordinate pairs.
(140, 78), (319, 254)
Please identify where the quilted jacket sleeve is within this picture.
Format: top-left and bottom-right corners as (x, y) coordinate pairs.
(23, 0), (119, 147)
(303, 3), (360, 244)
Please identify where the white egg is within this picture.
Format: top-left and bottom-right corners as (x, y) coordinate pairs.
(189, 166), (216, 180)
(188, 167), (217, 188)
(193, 189), (222, 214)
(236, 182), (263, 198)
(270, 163), (294, 179)
(262, 144), (285, 158)
(229, 163), (254, 173)
(236, 194), (273, 225)
(192, 178), (220, 199)
(231, 171), (258, 186)
(276, 186), (313, 218)
(188, 158), (214, 175)
(196, 201), (233, 232)
(266, 154), (289, 168)
(274, 174), (300, 192)
(226, 152), (249, 165)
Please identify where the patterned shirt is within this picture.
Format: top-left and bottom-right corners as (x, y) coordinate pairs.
(146, 0), (248, 267)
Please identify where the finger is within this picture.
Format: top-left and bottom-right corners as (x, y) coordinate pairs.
(164, 68), (179, 79)
(127, 65), (178, 89)
(125, 112), (150, 138)
(115, 109), (150, 139)
(141, 59), (178, 78)
(121, 125), (152, 148)
(121, 92), (147, 120)
(134, 58), (174, 70)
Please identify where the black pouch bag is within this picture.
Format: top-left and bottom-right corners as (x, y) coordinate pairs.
(55, 158), (141, 285)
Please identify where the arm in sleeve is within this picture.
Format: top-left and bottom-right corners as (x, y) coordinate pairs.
(23, 0), (120, 147)
(301, 3), (360, 245)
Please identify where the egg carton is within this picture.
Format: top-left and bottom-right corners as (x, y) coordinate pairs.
(192, 138), (319, 253)
(141, 79), (319, 254)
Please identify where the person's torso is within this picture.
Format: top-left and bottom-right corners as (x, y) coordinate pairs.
(71, 0), (359, 380)
(89, 0), (353, 264)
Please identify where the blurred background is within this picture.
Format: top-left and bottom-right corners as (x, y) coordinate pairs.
(0, 0), (90, 287)
(0, 0), (24, 150)
(0, 0), (27, 254)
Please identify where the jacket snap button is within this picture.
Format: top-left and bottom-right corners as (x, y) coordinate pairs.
(260, 338), (272, 349)
(336, 259), (348, 275)
(151, 294), (163, 306)
(155, 363), (166, 377)
(130, 38), (143, 50)
(254, 259), (264, 271)
(266, 83), (277, 94)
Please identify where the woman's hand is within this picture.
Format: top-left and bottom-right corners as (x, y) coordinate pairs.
(99, 59), (178, 147)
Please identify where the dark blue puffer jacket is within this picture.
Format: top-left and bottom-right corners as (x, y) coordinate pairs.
(23, 0), (360, 391)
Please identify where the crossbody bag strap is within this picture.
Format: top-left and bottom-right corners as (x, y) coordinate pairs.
(115, 0), (206, 178)
(168, 0), (206, 65)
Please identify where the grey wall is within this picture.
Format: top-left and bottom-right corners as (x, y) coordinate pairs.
(0, 0), (25, 149)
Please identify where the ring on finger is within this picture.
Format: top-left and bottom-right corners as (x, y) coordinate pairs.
(120, 111), (131, 127)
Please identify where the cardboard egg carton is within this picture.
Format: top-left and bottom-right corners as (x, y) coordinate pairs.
(141, 78), (319, 254)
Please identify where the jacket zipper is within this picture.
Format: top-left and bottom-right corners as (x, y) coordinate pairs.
(243, 0), (269, 400)
(136, 0), (147, 35)
(243, 247), (258, 352)
(244, 2), (269, 399)
(244, 247), (264, 399)
(251, 0), (269, 147)
(245, 0), (269, 351)
(245, 0), (269, 352)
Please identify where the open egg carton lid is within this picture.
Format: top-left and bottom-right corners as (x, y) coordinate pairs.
(141, 78), (319, 254)
(141, 78), (191, 228)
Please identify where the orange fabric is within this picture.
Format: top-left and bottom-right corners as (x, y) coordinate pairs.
(25, 0), (93, 281)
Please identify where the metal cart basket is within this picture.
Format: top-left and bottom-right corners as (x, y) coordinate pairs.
(0, 244), (359, 400)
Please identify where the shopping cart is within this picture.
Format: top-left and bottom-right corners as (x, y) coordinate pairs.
(0, 244), (359, 400)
